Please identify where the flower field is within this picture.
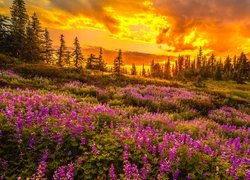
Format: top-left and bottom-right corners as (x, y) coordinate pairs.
(0, 71), (249, 179)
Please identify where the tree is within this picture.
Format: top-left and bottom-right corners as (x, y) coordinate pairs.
(72, 37), (84, 68)
(214, 63), (222, 81)
(86, 54), (94, 69)
(43, 28), (53, 64)
(196, 46), (203, 70)
(65, 50), (71, 66)
(164, 58), (171, 79)
(236, 52), (250, 83)
(98, 48), (106, 71)
(208, 54), (216, 76)
(150, 59), (155, 77)
(131, 64), (137, 76)
(224, 56), (232, 80)
(25, 13), (43, 61)
(142, 64), (146, 77)
(113, 49), (123, 75)
(57, 34), (67, 67)
(0, 15), (11, 54)
(10, 0), (29, 58)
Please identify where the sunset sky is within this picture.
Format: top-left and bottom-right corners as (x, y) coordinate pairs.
(1, 0), (250, 57)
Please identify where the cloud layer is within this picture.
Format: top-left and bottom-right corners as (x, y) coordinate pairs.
(1, 0), (250, 54)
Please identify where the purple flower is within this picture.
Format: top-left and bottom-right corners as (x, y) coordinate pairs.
(109, 164), (117, 180)
(81, 137), (86, 145)
(53, 163), (74, 180)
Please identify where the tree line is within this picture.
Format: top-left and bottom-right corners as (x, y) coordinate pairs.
(143, 47), (250, 84)
(0, 0), (124, 73)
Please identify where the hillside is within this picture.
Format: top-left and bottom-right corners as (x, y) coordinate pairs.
(0, 61), (249, 179)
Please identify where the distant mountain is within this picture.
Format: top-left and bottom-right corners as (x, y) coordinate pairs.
(81, 46), (173, 65)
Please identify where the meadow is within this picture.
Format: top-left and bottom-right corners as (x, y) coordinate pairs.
(0, 64), (249, 179)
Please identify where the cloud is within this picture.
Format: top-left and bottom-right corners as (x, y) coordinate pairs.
(2, 0), (250, 54)
(47, 0), (119, 33)
(152, 0), (250, 53)
(47, 0), (154, 33)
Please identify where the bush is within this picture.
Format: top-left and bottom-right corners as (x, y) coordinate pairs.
(12, 63), (83, 81)
(179, 98), (215, 116)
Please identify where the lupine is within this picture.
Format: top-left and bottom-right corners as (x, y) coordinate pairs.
(0, 88), (249, 179)
(31, 150), (48, 179)
(109, 164), (117, 180)
(53, 163), (74, 180)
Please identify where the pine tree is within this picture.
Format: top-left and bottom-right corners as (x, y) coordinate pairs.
(0, 15), (11, 54)
(113, 49), (123, 75)
(236, 52), (250, 83)
(43, 28), (53, 64)
(25, 13), (43, 61)
(215, 63), (222, 80)
(207, 54), (216, 77)
(224, 56), (232, 80)
(131, 64), (137, 75)
(86, 54), (94, 69)
(65, 50), (71, 66)
(196, 47), (203, 70)
(142, 64), (146, 77)
(10, 0), (29, 58)
(164, 58), (171, 79)
(150, 59), (155, 77)
(57, 34), (67, 67)
(72, 37), (84, 68)
(98, 48), (106, 71)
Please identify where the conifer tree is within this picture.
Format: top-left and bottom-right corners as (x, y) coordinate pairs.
(43, 28), (53, 64)
(215, 63), (222, 80)
(236, 52), (250, 83)
(57, 34), (67, 67)
(10, 0), (29, 58)
(25, 13), (43, 61)
(65, 50), (71, 66)
(224, 56), (232, 79)
(196, 46), (203, 70)
(0, 15), (11, 54)
(131, 64), (137, 75)
(72, 37), (84, 68)
(142, 64), (146, 77)
(150, 59), (155, 77)
(164, 58), (171, 79)
(98, 48), (106, 71)
(86, 54), (94, 69)
(113, 49), (123, 75)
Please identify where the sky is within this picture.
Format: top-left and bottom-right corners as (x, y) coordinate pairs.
(1, 0), (250, 57)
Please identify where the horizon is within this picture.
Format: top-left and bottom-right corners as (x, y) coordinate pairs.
(1, 0), (250, 59)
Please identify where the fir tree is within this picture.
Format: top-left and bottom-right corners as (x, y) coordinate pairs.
(10, 0), (29, 58)
(215, 63), (222, 80)
(142, 64), (146, 77)
(98, 48), (106, 71)
(113, 49), (123, 75)
(150, 59), (155, 77)
(25, 13), (43, 61)
(236, 52), (250, 83)
(65, 50), (71, 66)
(196, 46), (203, 70)
(224, 56), (232, 80)
(86, 54), (95, 69)
(72, 37), (84, 68)
(164, 58), (171, 79)
(43, 28), (53, 64)
(57, 34), (67, 67)
(0, 15), (11, 54)
(131, 64), (137, 75)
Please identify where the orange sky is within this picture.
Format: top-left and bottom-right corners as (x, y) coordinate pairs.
(1, 0), (250, 57)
